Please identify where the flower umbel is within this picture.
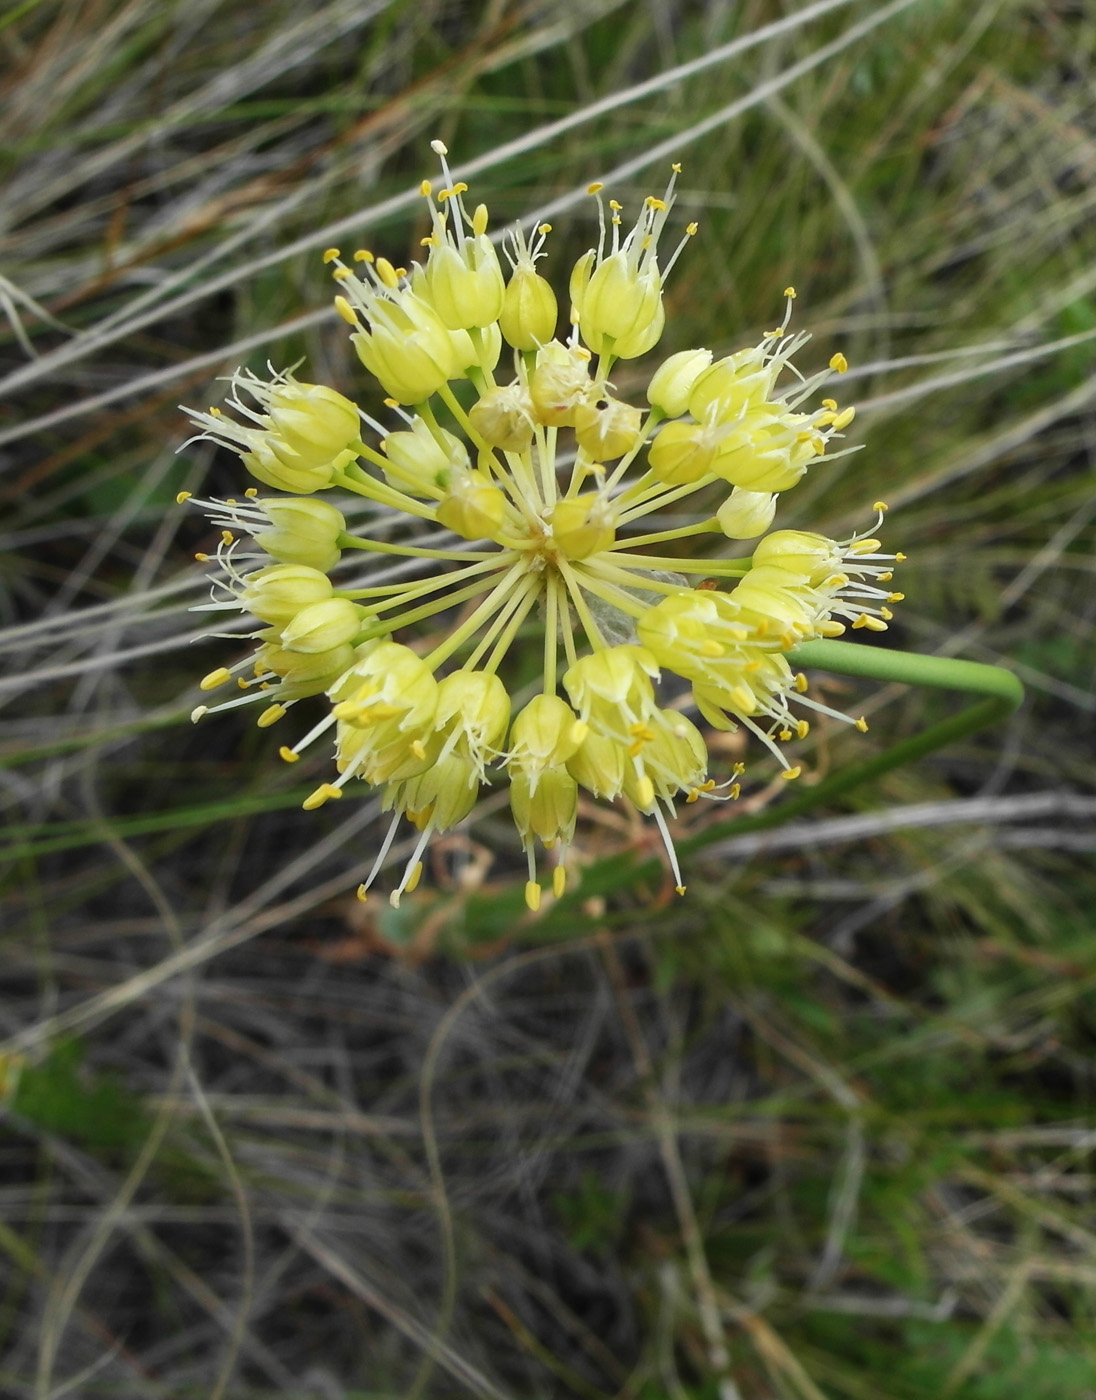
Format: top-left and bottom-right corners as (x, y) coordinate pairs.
(182, 146), (902, 909)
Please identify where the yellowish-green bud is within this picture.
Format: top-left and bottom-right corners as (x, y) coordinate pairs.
(750, 529), (842, 584)
(570, 249), (663, 359)
(331, 641), (439, 785)
(468, 383), (536, 453)
(254, 639), (357, 696)
(254, 497), (346, 571)
(393, 750), (481, 831)
(716, 488), (777, 540)
(647, 348), (713, 418)
(647, 421), (717, 486)
(265, 381), (361, 468)
(435, 467), (508, 540)
(510, 764), (577, 848)
(436, 669), (511, 769)
(499, 264), (558, 350)
(550, 494), (616, 560)
(280, 598), (364, 654)
(242, 564), (333, 625)
(382, 416), (469, 496)
(566, 730), (627, 799)
(573, 396), (643, 461)
(688, 349), (771, 423)
(508, 695), (588, 773)
(563, 645), (660, 727)
(622, 709), (708, 809)
(528, 341), (592, 427)
(242, 441), (350, 495)
(351, 294), (463, 404)
(425, 234), (505, 330)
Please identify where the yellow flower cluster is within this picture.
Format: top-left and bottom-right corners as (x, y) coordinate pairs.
(182, 142), (903, 909)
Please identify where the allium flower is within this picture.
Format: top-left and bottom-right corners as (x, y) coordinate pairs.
(181, 142), (903, 909)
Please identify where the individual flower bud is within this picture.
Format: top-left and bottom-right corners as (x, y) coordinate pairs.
(573, 395), (643, 461)
(280, 598), (365, 654)
(395, 750), (481, 831)
(500, 263), (558, 350)
(528, 341), (593, 427)
(623, 709), (708, 809)
(254, 497), (346, 571)
(570, 249), (663, 359)
(254, 640), (357, 696)
(508, 695), (588, 773)
(468, 383), (536, 453)
(425, 217), (506, 329)
(382, 416), (469, 496)
(647, 348), (713, 418)
(716, 488), (778, 540)
(330, 642), (440, 784)
(241, 564), (334, 626)
(711, 412), (817, 493)
(265, 381), (361, 468)
(566, 730), (627, 799)
(351, 293), (464, 405)
(243, 440), (351, 495)
(436, 669), (511, 768)
(688, 349), (772, 423)
(549, 494), (616, 560)
(647, 421), (717, 485)
(728, 566), (823, 643)
(510, 764), (578, 847)
(750, 529), (842, 584)
(435, 467), (508, 540)
(563, 645), (660, 727)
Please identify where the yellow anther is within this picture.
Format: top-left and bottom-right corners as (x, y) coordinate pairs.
(686, 789), (700, 804)
(383, 397), (400, 408)
(733, 762), (746, 776)
(375, 257), (399, 288)
(873, 500), (889, 513)
(782, 766), (802, 781)
(353, 249), (374, 262)
(880, 607), (894, 621)
(190, 705), (208, 722)
(472, 203), (489, 236)
(538, 222), (552, 234)
(646, 196), (667, 211)
(525, 880), (542, 912)
(395, 266), (407, 279)
(675, 884), (687, 897)
(237, 678), (249, 690)
(832, 406), (856, 431)
(829, 352), (848, 373)
(779, 728), (792, 742)
(209, 406), (222, 416)
(322, 247), (340, 263)
(821, 397), (837, 411)
(302, 783), (342, 810)
(279, 746), (300, 763)
(332, 267), (351, 281)
(814, 411), (836, 428)
(635, 775), (655, 810)
(244, 487), (257, 497)
(587, 182), (604, 195)
(356, 884), (369, 903)
(854, 717), (869, 733)
(406, 861), (424, 894)
(671, 162), (682, 174)
(199, 667), (231, 691)
(334, 295), (357, 325)
(794, 673), (808, 693)
(420, 179), (432, 196)
(895, 552), (908, 562)
(410, 739), (427, 760)
(685, 221), (698, 236)
(729, 782), (741, 800)
(796, 719), (810, 739)
(811, 435), (826, 454)
(452, 181), (468, 195)
(257, 704), (287, 727)
(888, 591), (905, 602)
(553, 865), (567, 899)
(783, 285), (797, 298)
(176, 491), (192, 504)
(437, 187), (453, 203)
(226, 498), (238, 506)
(420, 236), (435, 248)
(879, 571), (893, 582)
(220, 529), (234, 546)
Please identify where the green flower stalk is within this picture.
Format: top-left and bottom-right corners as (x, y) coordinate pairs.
(181, 141), (904, 911)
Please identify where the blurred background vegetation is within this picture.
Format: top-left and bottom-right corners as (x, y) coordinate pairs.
(2, 0), (1096, 1395)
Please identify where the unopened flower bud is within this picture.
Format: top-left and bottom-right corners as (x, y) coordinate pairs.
(647, 421), (717, 485)
(280, 598), (365, 654)
(716, 488), (777, 540)
(425, 230), (505, 330)
(499, 264), (558, 349)
(549, 494), (617, 560)
(573, 396), (643, 461)
(265, 381), (361, 467)
(510, 764), (577, 847)
(468, 383), (536, 452)
(254, 497), (346, 571)
(570, 249), (663, 359)
(435, 467), (508, 540)
(242, 564), (333, 625)
(382, 416), (469, 496)
(566, 730), (627, 799)
(243, 440), (350, 495)
(528, 341), (592, 427)
(647, 348), (713, 418)
(436, 669), (511, 764)
(395, 750), (481, 831)
(508, 695), (588, 773)
(351, 295), (463, 404)
(254, 640), (357, 696)
(688, 349), (771, 423)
